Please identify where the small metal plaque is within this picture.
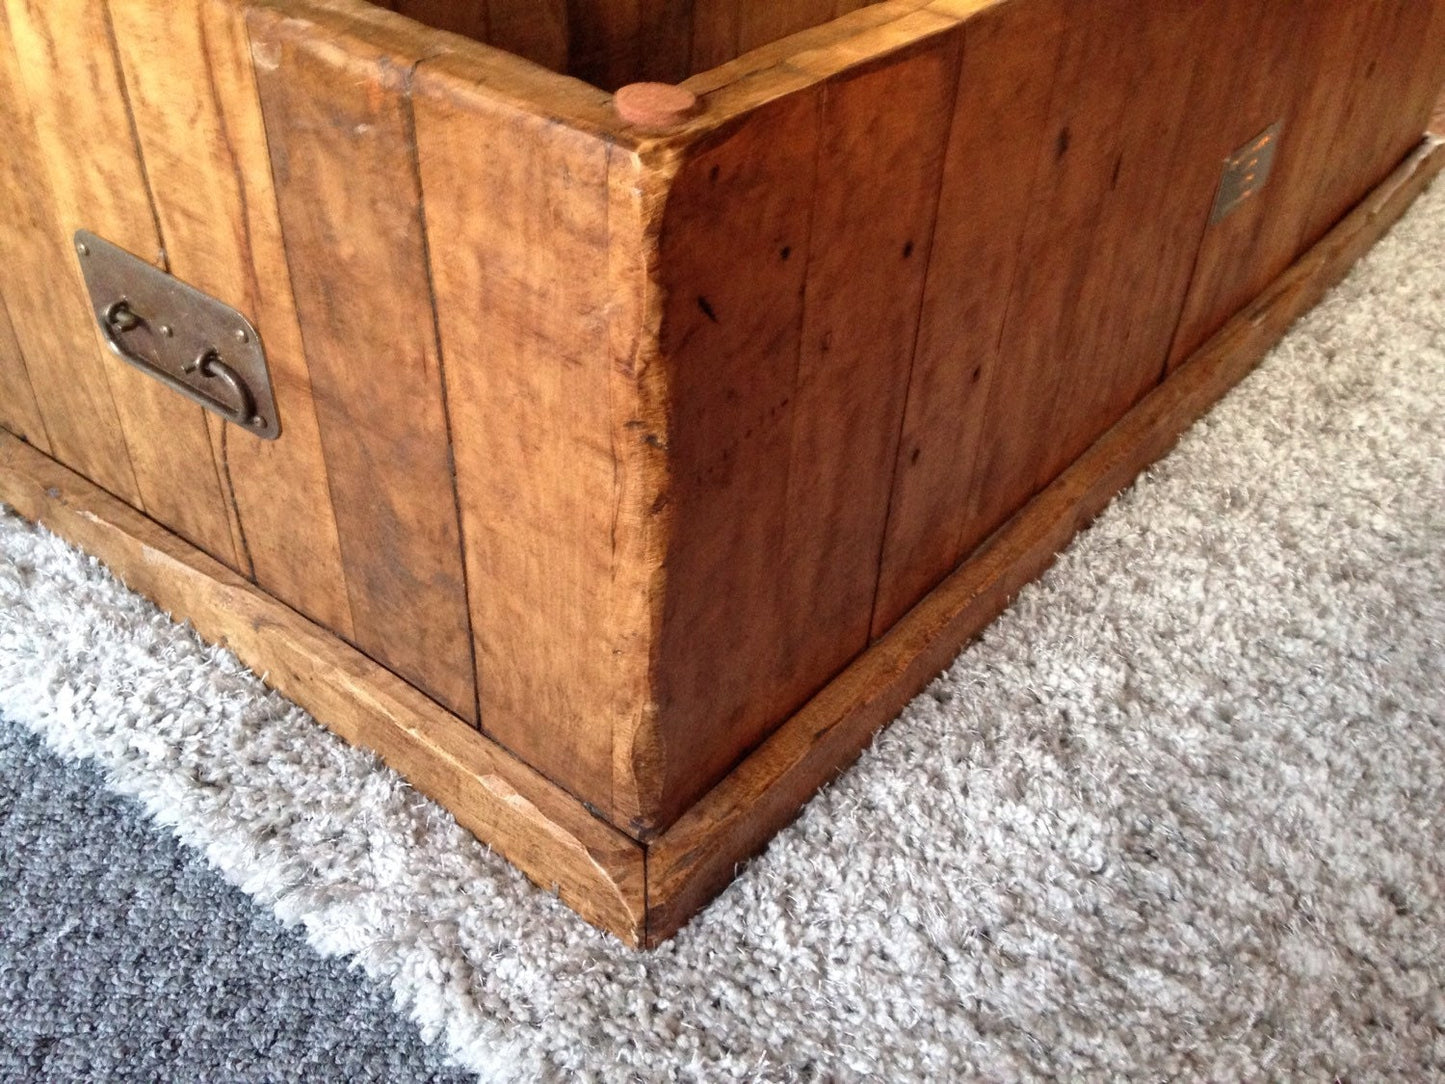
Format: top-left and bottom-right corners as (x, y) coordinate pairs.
(74, 230), (280, 440)
(1211, 122), (1282, 224)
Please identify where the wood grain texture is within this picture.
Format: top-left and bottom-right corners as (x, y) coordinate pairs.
(1028, 0), (1217, 491)
(777, 32), (959, 724)
(3, 0), (240, 560)
(324, 0), (908, 87)
(1162, 2), (1441, 369)
(646, 90), (824, 832)
(737, 0), (836, 54)
(564, 0), (641, 89)
(951, 0), (1174, 563)
(0, 7), (135, 496)
(108, 0), (355, 638)
(412, 58), (624, 820)
(486, 0), (568, 71)
(646, 135), (1445, 945)
(1295, 1), (1440, 255)
(389, 0), (487, 40)
(0, 294), (47, 452)
(873, 0), (1065, 635)
(248, 6), (477, 722)
(688, 0), (738, 73)
(0, 429), (647, 945)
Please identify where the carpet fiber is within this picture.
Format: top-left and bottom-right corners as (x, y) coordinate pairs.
(2, 177), (1444, 1081)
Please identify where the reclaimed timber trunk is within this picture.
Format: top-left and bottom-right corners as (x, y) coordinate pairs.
(1, 0), (1443, 945)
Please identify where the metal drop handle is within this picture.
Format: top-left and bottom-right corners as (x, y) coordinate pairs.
(76, 230), (280, 440)
(101, 299), (267, 434)
(182, 348), (257, 429)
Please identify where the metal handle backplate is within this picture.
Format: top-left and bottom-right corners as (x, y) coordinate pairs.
(75, 230), (280, 440)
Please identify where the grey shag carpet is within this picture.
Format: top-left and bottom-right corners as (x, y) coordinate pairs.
(2, 177), (1444, 1081)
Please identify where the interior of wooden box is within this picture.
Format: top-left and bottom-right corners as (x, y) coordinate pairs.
(374, 0), (889, 91)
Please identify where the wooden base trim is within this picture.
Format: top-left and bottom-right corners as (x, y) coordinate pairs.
(0, 435), (647, 945)
(1, 136), (1438, 949)
(642, 134), (1445, 945)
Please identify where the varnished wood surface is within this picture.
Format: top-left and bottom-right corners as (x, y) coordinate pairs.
(0, 2), (139, 502)
(2, 0), (1441, 920)
(4, 0), (240, 564)
(378, 0), (900, 89)
(645, 135), (1445, 944)
(412, 57), (627, 822)
(872, 0), (1065, 635)
(249, 6), (478, 722)
(0, 430), (648, 945)
(0, 293), (46, 452)
(643, 0), (1445, 832)
(109, 0), (356, 640)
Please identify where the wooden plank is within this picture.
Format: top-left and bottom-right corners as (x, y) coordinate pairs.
(107, 0), (354, 638)
(3, 0), (243, 566)
(681, 0), (933, 102)
(564, 0), (641, 89)
(0, 5), (138, 507)
(1165, 2), (1355, 369)
(872, 0), (1065, 635)
(601, 146), (675, 836)
(1298, 0), (1443, 252)
(646, 135), (1445, 945)
(1029, 0), (1216, 491)
(950, 0), (1155, 565)
(389, 0), (488, 40)
(776, 33), (960, 714)
(645, 90), (824, 832)
(0, 430), (647, 945)
(412, 60), (624, 820)
(248, 7), (477, 722)
(0, 294), (48, 451)
(737, 0), (838, 54)
(689, 0), (738, 72)
(486, 0), (568, 72)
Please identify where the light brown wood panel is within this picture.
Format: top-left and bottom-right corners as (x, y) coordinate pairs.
(601, 146), (674, 835)
(107, 0), (354, 636)
(487, 0), (568, 71)
(0, 294), (48, 451)
(1029, 0), (1216, 491)
(872, 0), (1065, 636)
(0, 10), (136, 498)
(248, 7), (477, 722)
(0, 429), (647, 945)
(777, 34), (959, 697)
(952, 0), (1155, 562)
(646, 134), (1445, 944)
(647, 89), (824, 832)
(3, 0), (242, 558)
(412, 59), (623, 819)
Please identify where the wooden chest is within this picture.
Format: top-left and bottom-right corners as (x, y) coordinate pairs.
(2, 0), (1443, 946)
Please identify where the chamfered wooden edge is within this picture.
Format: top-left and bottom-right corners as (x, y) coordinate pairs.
(641, 134), (1445, 947)
(0, 436), (648, 945)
